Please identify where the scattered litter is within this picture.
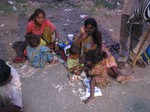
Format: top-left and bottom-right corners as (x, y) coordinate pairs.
(109, 29), (113, 32)
(78, 88), (85, 95)
(80, 15), (88, 19)
(67, 19), (70, 22)
(58, 86), (63, 92)
(72, 90), (77, 95)
(117, 10), (122, 13)
(67, 34), (74, 41)
(84, 78), (103, 97)
(117, 2), (120, 5)
(86, 87), (102, 98)
(64, 8), (72, 12)
(9, 43), (12, 46)
(0, 24), (4, 27)
(80, 96), (87, 101)
(52, 83), (56, 87)
(8, 1), (14, 5)
(5, 31), (9, 34)
(69, 81), (75, 87)
(55, 85), (60, 89)
(48, 15), (53, 19)
(84, 78), (90, 87)
(58, 3), (62, 7)
(13, 6), (17, 11)
(64, 23), (68, 26)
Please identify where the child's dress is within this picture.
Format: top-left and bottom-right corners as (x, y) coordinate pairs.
(89, 59), (110, 87)
(26, 45), (53, 68)
(67, 56), (81, 73)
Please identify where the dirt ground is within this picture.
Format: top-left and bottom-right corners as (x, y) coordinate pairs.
(0, 0), (124, 61)
(0, 1), (150, 112)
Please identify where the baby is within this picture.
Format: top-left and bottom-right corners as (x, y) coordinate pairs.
(26, 33), (54, 68)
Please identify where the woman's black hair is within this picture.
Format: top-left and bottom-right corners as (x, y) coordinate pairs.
(28, 8), (46, 22)
(85, 48), (107, 65)
(25, 33), (40, 47)
(0, 59), (11, 83)
(70, 45), (81, 55)
(84, 18), (102, 49)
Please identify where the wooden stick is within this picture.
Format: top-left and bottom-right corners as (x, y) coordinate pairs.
(132, 28), (150, 67)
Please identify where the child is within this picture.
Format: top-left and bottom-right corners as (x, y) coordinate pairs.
(26, 33), (54, 68)
(67, 45), (85, 81)
(84, 48), (109, 104)
(84, 48), (131, 104)
(0, 59), (22, 112)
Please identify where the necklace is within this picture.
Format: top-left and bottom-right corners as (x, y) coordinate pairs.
(34, 21), (41, 31)
(35, 26), (41, 31)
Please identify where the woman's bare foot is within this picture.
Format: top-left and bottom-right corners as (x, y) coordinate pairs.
(84, 97), (95, 104)
(117, 75), (131, 84)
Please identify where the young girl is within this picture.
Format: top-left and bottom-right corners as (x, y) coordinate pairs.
(26, 8), (59, 50)
(67, 45), (84, 81)
(26, 33), (54, 68)
(74, 18), (131, 84)
(84, 48), (109, 104)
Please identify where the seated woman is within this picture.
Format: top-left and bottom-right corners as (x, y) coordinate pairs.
(26, 33), (54, 68)
(26, 8), (59, 50)
(73, 18), (131, 84)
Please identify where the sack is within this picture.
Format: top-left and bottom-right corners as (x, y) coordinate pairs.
(141, 44), (150, 65)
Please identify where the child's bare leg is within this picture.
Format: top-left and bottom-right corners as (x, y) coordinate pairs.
(107, 68), (117, 79)
(110, 66), (121, 76)
(84, 76), (96, 104)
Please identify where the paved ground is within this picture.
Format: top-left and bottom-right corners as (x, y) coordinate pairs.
(21, 63), (150, 112)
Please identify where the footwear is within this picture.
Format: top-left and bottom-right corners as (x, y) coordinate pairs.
(117, 56), (128, 69)
(129, 51), (146, 68)
(12, 57), (27, 63)
(117, 61), (126, 69)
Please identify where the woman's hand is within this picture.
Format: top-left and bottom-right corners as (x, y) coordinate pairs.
(81, 32), (88, 40)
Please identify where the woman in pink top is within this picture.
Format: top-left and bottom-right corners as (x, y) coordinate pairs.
(26, 8), (59, 50)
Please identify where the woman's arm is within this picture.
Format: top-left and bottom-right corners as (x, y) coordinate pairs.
(46, 20), (58, 40)
(53, 29), (59, 42)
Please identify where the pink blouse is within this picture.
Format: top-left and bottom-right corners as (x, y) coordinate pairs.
(26, 19), (56, 35)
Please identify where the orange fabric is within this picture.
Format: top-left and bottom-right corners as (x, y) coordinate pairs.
(102, 44), (117, 68)
(26, 19), (56, 35)
(89, 60), (110, 87)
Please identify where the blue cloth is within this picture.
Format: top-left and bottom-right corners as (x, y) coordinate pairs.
(26, 45), (53, 68)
